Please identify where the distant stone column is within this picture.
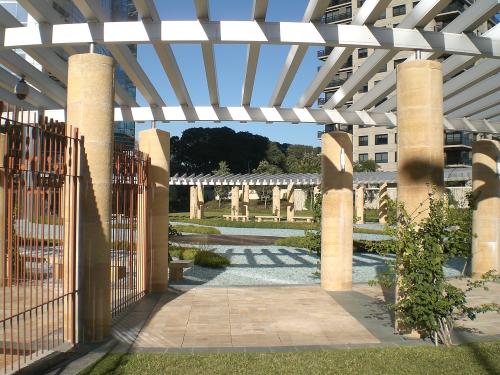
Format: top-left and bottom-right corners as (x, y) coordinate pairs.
(231, 186), (240, 217)
(355, 185), (364, 224)
(378, 183), (388, 224)
(139, 129), (170, 293)
(286, 184), (295, 222)
(243, 183), (250, 218)
(67, 53), (114, 342)
(196, 183), (204, 219)
(321, 131), (353, 291)
(397, 60), (444, 222)
(272, 186), (281, 218)
(471, 140), (499, 277)
(189, 186), (198, 219)
(313, 185), (321, 204)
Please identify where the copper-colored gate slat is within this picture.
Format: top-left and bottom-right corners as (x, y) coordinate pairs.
(0, 101), (80, 374)
(111, 146), (149, 318)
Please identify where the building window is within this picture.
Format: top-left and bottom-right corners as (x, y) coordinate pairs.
(379, 10), (386, 19)
(358, 48), (368, 59)
(375, 152), (388, 163)
(359, 153), (369, 161)
(393, 5), (406, 17)
(359, 135), (368, 146)
(379, 64), (387, 73)
(375, 134), (388, 145)
(359, 84), (368, 93)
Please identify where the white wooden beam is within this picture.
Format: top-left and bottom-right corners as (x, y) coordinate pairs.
(447, 91), (500, 118)
(444, 73), (500, 114)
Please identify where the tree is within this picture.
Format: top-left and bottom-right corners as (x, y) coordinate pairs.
(212, 161), (231, 208)
(353, 159), (380, 172)
(286, 152), (321, 173)
(265, 142), (286, 170)
(253, 160), (283, 208)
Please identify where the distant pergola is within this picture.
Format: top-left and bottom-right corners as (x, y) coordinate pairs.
(170, 167), (472, 186)
(0, 0), (499, 132)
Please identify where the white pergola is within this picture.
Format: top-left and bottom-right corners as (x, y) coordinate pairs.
(170, 167), (472, 186)
(0, 0), (499, 133)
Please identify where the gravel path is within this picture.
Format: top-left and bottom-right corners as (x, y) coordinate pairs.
(171, 244), (466, 287)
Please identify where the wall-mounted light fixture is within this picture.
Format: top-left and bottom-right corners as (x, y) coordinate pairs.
(14, 76), (29, 100)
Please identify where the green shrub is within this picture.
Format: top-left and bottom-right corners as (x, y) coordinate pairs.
(169, 245), (230, 268)
(172, 224), (221, 235)
(194, 250), (230, 268)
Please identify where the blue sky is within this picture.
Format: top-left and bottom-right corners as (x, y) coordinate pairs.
(135, 0), (323, 146)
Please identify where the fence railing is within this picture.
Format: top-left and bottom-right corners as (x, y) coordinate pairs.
(111, 146), (150, 318)
(0, 102), (79, 374)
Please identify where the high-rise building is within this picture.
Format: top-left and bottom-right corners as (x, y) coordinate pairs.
(0, 0), (138, 148)
(318, 0), (497, 171)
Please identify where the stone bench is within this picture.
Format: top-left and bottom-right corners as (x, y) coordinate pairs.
(291, 216), (314, 223)
(169, 259), (194, 282)
(222, 215), (249, 222)
(255, 215), (280, 222)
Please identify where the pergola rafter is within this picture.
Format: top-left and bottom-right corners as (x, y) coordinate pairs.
(0, 0), (498, 127)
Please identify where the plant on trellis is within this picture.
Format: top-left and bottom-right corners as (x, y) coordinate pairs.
(369, 189), (499, 346)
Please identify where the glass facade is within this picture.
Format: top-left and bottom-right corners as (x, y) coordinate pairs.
(0, 0), (138, 148)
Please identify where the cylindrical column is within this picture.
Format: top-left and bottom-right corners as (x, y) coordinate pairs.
(378, 183), (388, 224)
(272, 186), (281, 218)
(231, 186), (240, 217)
(189, 186), (198, 219)
(397, 60), (444, 221)
(471, 140), (499, 277)
(139, 129), (170, 292)
(286, 184), (295, 222)
(67, 53), (114, 342)
(196, 183), (204, 219)
(355, 185), (364, 224)
(243, 183), (250, 218)
(321, 131), (353, 291)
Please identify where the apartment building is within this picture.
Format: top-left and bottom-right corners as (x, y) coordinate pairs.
(318, 0), (497, 171)
(0, 0), (138, 148)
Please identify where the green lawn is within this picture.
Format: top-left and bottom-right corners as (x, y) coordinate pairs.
(80, 341), (500, 375)
(172, 224), (221, 235)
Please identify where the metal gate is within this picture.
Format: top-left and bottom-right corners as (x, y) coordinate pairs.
(111, 146), (149, 317)
(0, 102), (79, 374)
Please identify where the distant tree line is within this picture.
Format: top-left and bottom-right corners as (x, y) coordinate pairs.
(170, 127), (321, 176)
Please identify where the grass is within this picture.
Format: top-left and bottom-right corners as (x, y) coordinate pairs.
(80, 341), (500, 375)
(170, 245), (230, 268)
(172, 224), (221, 235)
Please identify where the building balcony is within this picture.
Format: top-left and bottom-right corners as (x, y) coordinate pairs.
(321, 9), (352, 24)
(444, 132), (472, 147)
(328, 0), (351, 8)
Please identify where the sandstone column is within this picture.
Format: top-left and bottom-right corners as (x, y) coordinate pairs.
(471, 140), (499, 277)
(321, 131), (353, 291)
(231, 186), (240, 217)
(67, 53), (114, 342)
(355, 185), (364, 224)
(272, 186), (281, 219)
(196, 182), (204, 219)
(139, 129), (170, 292)
(378, 183), (388, 224)
(286, 184), (295, 222)
(397, 60), (444, 221)
(243, 183), (250, 218)
(189, 186), (198, 219)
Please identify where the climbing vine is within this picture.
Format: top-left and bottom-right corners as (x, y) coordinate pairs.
(370, 190), (499, 346)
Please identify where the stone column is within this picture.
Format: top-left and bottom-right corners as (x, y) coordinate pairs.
(139, 129), (170, 292)
(397, 60), (444, 222)
(272, 186), (281, 218)
(378, 183), (388, 224)
(321, 131), (353, 291)
(355, 185), (364, 224)
(67, 53), (114, 342)
(286, 184), (295, 222)
(231, 186), (240, 217)
(243, 183), (250, 218)
(196, 183), (204, 219)
(189, 186), (198, 219)
(0, 134), (6, 287)
(471, 140), (499, 277)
